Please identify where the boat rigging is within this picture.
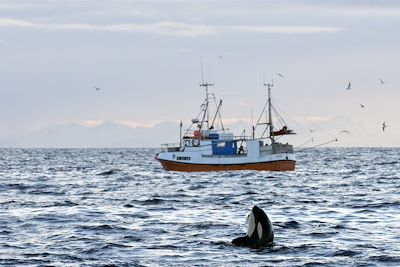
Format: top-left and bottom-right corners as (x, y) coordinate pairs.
(156, 76), (296, 172)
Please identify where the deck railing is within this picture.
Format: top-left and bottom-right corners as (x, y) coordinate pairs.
(161, 143), (181, 152)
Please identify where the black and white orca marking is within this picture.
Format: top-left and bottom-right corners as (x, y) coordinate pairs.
(232, 205), (274, 248)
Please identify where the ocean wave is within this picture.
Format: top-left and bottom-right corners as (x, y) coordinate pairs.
(1, 148), (399, 266)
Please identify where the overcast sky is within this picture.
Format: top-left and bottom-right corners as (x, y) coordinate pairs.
(0, 0), (399, 147)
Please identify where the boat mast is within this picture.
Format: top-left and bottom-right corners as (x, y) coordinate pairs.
(179, 121), (182, 148)
(199, 57), (214, 130)
(264, 81), (274, 143)
(200, 82), (214, 130)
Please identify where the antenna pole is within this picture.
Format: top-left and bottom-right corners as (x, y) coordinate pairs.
(200, 56), (205, 84)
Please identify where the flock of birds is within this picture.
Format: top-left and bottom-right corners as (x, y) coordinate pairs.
(92, 74), (389, 138)
(345, 78), (388, 133)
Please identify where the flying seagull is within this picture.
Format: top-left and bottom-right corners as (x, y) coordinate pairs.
(346, 82), (351, 90)
(340, 130), (351, 134)
(360, 104), (365, 108)
(94, 87), (101, 91)
(276, 73), (285, 78)
(379, 78), (386, 85)
(382, 122), (387, 132)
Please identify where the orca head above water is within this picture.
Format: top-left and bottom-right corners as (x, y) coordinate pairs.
(232, 205), (274, 248)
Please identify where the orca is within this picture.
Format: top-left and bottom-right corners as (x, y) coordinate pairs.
(232, 205), (274, 248)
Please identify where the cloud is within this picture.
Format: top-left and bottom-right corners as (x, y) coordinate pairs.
(114, 120), (159, 128)
(81, 120), (103, 128)
(246, 3), (400, 18)
(0, 18), (34, 27)
(0, 18), (341, 37)
(226, 25), (341, 34)
(323, 5), (400, 17)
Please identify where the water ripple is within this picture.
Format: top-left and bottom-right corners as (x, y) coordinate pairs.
(0, 148), (399, 266)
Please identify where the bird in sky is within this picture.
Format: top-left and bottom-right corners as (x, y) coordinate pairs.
(382, 122), (387, 132)
(276, 73), (285, 78)
(360, 104), (365, 108)
(309, 129), (317, 133)
(94, 87), (101, 91)
(379, 78), (386, 85)
(340, 130), (351, 134)
(346, 82), (351, 90)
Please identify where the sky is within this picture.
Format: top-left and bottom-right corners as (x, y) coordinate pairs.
(0, 0), (399, 147)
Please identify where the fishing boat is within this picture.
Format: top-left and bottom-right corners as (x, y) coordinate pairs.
(156, 80), (296, 172)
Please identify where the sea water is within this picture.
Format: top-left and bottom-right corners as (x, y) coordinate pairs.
(0, 148), (399, 266)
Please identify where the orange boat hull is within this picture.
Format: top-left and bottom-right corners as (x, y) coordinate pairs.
(158, 159), (295, 172)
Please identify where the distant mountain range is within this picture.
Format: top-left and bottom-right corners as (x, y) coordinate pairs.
(0, 120), (250, 148)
